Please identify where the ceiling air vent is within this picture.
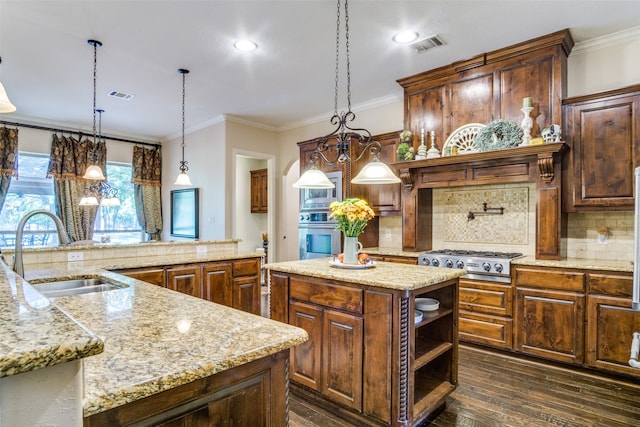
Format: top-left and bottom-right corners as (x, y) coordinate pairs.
(107, 90), (135, 101)
(409, 34), (445, 53)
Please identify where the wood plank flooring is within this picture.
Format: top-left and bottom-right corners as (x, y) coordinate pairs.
(290, 345), (640, 426)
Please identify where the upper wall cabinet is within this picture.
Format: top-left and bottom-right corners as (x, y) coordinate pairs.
(563, 84), (640, 211)
(397, 30), (574, 149)
(250, 168), (268, 213)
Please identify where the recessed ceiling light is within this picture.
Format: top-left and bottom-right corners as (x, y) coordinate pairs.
(393, 31), (419, 44)
(234, 39), (258, 52)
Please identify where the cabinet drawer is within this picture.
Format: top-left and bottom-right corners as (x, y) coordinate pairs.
(459, 279), (512, 316)
(290, 278), (363, 314)
(588, 273), (633, 297)
(233, 258), (260, 277)
(460, 312), (512, 350)
(514, 267), (585, 291)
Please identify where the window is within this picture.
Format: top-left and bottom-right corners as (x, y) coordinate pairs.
(0, 152), (143, 248)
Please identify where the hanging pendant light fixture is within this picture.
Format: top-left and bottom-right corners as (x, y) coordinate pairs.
(0, 57), (17, 113)
(175, 68), (192, 186)
(83, 39), (106, 180)
(293, 0), (400, 193)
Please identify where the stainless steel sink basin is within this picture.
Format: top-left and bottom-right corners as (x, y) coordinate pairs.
(34, 278), (128, 298)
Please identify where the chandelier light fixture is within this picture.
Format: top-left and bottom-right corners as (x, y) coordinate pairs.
(293, 0), (400, 193)
(0, 57), (16, 113)
(82, 39), (106, 180)
(175, 68), (192, 186)
(79, 109), (120, 206)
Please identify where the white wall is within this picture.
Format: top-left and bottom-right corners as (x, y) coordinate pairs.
(235, 156), (268, 252)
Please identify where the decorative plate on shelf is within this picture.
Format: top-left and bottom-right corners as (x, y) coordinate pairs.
(329, 260), (376, 269)
(442, 123), (485, 155)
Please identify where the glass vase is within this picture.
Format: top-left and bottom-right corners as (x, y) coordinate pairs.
(343, 236), (363, 264)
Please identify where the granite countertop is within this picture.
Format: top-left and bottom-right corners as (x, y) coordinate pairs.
(512, 256), (634, 273)
(4, 263), (307, 418)
(0, 262), (103, 378)
(265, 258), (465, 290)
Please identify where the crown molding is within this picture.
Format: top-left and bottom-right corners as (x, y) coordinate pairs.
(572, 25), (640, 55)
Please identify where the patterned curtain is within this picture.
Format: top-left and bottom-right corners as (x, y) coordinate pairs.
(0, 127), (19, 213)
(47, 134), (106, 241)
(132, 145), (162, 241)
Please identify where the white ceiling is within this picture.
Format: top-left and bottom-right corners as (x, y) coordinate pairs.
(1, 0), (639, 142)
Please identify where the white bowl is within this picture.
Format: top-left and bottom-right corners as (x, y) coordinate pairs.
(414, 310), (423, 324)
(415, 297), (440, 311)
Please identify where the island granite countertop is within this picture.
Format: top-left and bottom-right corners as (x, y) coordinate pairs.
(265, 257), (465, 290)
(4, 264), (307, 418)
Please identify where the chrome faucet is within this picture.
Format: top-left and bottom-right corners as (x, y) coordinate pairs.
(13, 209), (71, 277)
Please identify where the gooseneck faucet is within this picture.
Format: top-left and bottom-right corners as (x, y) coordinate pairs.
(13, 209), (71, 277)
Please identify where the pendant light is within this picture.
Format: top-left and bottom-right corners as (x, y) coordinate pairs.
(0, 57), (17, 113)
(174, 68), (192, 186)
(292, 0), (400, 192)
(83, 39), (106, 180)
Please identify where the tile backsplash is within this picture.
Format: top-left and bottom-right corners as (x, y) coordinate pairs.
(379, 183), (635, 262)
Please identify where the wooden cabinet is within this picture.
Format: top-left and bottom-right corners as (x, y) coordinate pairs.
(270, 270), (458, 426)
(116, 267), (165, 286)
(368, 254), (418, 265)
(166, 264), (203, 298)
(586, 272), (640, 377)
(458, 278), (513, 350)
(514, 266), (585, 365)
(250, 168), (268, 213)
(116, 257), (261, 315)
(395, 30), (572, 259)
(350, 131), (402, 216)
(563, 84), (640, 211)
(298, 137), (344, 174)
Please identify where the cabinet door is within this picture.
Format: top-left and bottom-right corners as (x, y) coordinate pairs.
(233, 275), (260, 315)
(166, 265), (202, 298)
(298, 138), (343, 174)
(406, 85), (447, 144)
(515, 287), (584, 364)
(118, 267), (165, 287)
(270, 273), (289, 323)
(565, 90), (640, 209)
(202, 262), (232, 306)
(289, 301), (323, 391)
(250, 169), (268, 213)
(322, 309), (363, 410)
(586, 294), (640, 377)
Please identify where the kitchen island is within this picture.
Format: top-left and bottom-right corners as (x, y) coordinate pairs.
(266, 258), (466, 427)
(0, 259), (307, 426)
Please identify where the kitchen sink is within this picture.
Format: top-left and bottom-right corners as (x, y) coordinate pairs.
(34, 278), (129, 298)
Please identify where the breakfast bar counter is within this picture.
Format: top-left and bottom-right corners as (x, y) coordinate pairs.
(1, 256), (307, 426)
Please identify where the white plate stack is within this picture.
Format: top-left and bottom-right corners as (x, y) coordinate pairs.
(415, 298), (440, 312)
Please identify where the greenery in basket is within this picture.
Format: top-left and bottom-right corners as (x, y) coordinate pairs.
(396, 142), (415, 161)
(474, 119), (523, 152)
(329, 198), (375, 237)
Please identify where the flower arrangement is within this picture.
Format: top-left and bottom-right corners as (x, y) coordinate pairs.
(329, 198), (375, 237)
(399, 129), (413, 143)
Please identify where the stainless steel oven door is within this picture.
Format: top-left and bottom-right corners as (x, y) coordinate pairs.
(299, 225), (341, 260)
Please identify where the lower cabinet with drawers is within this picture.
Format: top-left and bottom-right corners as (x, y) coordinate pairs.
(461, 263), (640, 379)
(116, 257), (262, 315)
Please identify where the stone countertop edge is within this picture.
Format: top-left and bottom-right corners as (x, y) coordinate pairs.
(0, 262), (104, 378)
(512, 256), (634, 273)
(265, 258), (465, 290)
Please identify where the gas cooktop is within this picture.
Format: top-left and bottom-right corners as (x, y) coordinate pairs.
(418, 249), (523, 282)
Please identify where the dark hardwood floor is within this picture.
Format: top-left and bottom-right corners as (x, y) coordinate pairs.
(290, 345), (640, 427)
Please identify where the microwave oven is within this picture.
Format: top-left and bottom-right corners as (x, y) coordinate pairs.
(299, 171), (343, 211)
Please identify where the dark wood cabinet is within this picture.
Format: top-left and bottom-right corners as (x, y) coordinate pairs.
(270, 270), (458, 426)
(298, 137), (344, 174)
(116, 257), (261, 315)
(250, 168), (268, 213)
(350, 131), (402, 216)
(166, 264), (202, 298)
(563, 84), (640, 211)
(586, 272), (640, 377)
(458, 278), (513, 350)
(368, 254), (418, 265)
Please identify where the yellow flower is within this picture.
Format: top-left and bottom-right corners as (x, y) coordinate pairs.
(328, 198), (375, 237)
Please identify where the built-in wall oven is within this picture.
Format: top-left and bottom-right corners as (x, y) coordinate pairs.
(299, 211), (341, 259)
(299, 171), (343, 260)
